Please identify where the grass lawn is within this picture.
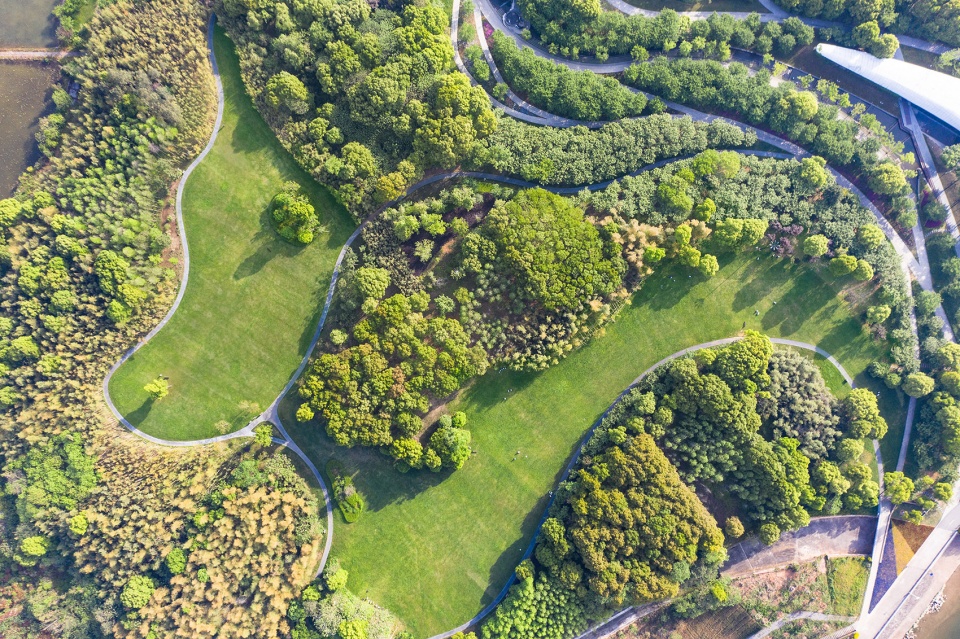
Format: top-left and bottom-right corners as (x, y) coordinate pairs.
(283, 251), (906, 636)
(621, 0), (768, 12)
(108, 28), (354, 440)
(826, 557), (869, 616)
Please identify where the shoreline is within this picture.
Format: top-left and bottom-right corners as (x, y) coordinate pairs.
(912, 567), (960, 639)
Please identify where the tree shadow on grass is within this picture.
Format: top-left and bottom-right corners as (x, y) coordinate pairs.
(481, 490), (551, 604)
(455, 366), (538, 413)
(234, 206), (306, 280)
(125, 396), (155, 428)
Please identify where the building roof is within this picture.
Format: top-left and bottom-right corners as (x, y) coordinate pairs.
(816, 43), (960, 133)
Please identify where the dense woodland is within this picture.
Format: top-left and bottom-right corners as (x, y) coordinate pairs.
(0, 1), (325, 637)
(296, 150), (913, 473)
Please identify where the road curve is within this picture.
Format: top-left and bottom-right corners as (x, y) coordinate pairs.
(425, 337), (862, 639)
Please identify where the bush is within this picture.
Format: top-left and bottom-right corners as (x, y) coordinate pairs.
(724, 516), (745, 538)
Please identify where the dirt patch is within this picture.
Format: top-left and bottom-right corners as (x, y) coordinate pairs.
(893, 518), (935, 574)
(159, 179), (183, 274)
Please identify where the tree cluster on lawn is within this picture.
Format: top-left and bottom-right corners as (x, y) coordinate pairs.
(581, 153), (915, 370)
(485, 333), (881, 638)
(271, 182), (324, 244)
(216, 0), (497, 219)
(516, 2), (811, 60)
(490, 31), (648, 121)
(612, 333), (881, 528)
(296, 291), (487, 465)
(478, 113), (756, 186)
(624, 58), (917, 223)
(0, 1), (328, 637)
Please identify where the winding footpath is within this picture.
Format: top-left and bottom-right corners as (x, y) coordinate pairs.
(101, 4), (960, 636)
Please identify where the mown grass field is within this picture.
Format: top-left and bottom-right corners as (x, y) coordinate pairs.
(283, 251), (906, 636)
(109, 29), (354, 440)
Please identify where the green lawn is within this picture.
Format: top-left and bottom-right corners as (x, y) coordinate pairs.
(827, 557), (869, 616)
(108, 29), (354, 440)
(283, 251), (906, 637)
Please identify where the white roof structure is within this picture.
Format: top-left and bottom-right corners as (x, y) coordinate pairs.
(816, 43), (960, 133)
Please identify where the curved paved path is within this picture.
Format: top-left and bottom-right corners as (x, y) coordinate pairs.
(103, 3), (955, 626)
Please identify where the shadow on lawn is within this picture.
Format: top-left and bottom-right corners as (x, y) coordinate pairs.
(125, 396), (155, 427)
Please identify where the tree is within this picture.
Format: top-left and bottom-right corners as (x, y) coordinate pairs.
(254, 423), (273, 446)
(144, 377), (169, 400)
(934, 482), (953, 502)
(166, 548), (187, 575)
(858, 224), (885, 249)
(120, 576), (156, 609)
(842, 388), (888, 439)
(699, 254), (719, 277)
(429, 424), (472, 470)
(866, 305), (891, 324)
(943, 144), (960, 172)
(271, 183), (320, 244)
(853, 259), (874, 281)
(803, 234), (829, 257)
(938, 343), (960, 370)
(481, 189), (623, 311)
(265, 71), (310, 114)
(759, 523), (781, 545)
(724, 516), (744, 538)
(354, 266), (391, 302)
(903, 372), (935, 397)
(884, 471), (914, 505)
(797, 156), (831, 193)
(829, 254), (858, 277)
(867, 161), (907, 196)
(326, 566), (349, 591)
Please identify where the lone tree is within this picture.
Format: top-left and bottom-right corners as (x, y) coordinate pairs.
(144, 377), (169, 400)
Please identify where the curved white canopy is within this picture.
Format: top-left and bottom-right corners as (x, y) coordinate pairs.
(816, 43), (960, 133)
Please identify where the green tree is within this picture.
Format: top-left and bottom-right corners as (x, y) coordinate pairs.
(254, 424), (273, 446)
(903, 372), (935, 398)
(265, 71), (310, 114)
(853, 259), (874, 281)
(144, 377), (170, 400)
(829, 254), (858, 277)
(884, 471), (914, 505)
(867, 161), (907, 195)
(166, 548), (187, 575)
(803, 234), (829, 257)
(759, 523), (781, 545)
(724, 516), (745, 538)
(866, 305), (891, 324)
(120, 575), (155, 609)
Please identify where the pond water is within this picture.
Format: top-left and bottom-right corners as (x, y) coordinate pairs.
(0, 62), (57, 197)
(0, 0), (60, 48)
(914, 568), (960, 639)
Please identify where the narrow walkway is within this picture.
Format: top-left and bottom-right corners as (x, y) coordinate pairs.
(747, 612), (857, 639)
(0, 48), (79, 60)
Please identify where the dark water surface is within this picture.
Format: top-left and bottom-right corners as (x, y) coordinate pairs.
(0, 0), (60, 48)
(0, 61), (56, 196)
